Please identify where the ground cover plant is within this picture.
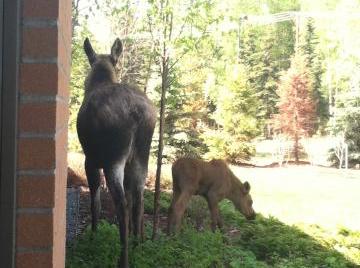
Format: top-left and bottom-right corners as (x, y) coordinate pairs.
(66, 189), (359, 268)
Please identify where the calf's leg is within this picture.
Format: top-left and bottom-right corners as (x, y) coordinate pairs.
(167, 192), (191, 234)
(167, 191), (180, 234)
(206, 195), (221, 232)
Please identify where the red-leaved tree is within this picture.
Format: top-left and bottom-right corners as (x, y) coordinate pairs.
(274, 53), (317, 163)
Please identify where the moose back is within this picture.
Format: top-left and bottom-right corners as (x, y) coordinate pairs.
(77, 38), (156, 268)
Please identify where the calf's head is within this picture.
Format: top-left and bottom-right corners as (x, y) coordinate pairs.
(233, 181), (256, 220)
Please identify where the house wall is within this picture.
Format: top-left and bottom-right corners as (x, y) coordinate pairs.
(15, 0), (71, 267)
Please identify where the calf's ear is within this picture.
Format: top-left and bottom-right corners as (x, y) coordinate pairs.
(242, 181), (251, 194)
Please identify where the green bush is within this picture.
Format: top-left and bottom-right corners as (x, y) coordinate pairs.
(66, 196), (359, 268)
(66, 221), (120, 268)
(219, 201), (357, 267)
(328, 96), (360, 168)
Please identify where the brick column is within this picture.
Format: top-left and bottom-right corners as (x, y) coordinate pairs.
(16, 0), (72, 267)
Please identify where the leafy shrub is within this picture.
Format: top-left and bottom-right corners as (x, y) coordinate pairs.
(143, 190), (172, 215)
(66, 221), (120, 268)
(66, 195), (359, 268)
(328, 96), (360, 168)
(219, 201), (357, 267)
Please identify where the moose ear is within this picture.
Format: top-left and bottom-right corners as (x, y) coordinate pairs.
(242, 181), (251, 194)
(84, 38), (96, 65)
(111, 38), (123, 65)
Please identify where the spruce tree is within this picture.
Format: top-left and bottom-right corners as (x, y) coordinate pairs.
(274, 53), (317, 163)
(239, 27), (279, 137)
(301, 18), (329, 133)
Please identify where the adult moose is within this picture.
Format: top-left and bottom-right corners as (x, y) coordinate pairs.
(77, 38), (156, 268)
(168, 158), (256, 234)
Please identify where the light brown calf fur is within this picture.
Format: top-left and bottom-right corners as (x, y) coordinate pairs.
(167, 158), (256, 233)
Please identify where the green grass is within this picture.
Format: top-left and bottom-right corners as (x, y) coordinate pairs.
(66, 190), (360, 268)
(66, 220), (120, 268)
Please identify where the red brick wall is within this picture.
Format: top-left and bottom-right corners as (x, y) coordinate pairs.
(16, 0), (72, 267)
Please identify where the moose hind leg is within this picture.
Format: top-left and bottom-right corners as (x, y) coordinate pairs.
(125, 190), (133, 235)
(125, 159), (146, 240)
(104, 161), (129, 268)
(85, 158), (101, 232)
(133, 185), (144, 240)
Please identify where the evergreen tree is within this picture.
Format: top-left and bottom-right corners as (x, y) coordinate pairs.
(274, 53), (317, 163)
(239, 27), (279, 137)
(162, 64), (209, 161)
(239, 28), (257, 69)
(301, 18), (328, 133)
(203, 64), (261, 162)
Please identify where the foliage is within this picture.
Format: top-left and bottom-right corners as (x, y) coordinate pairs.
(274, 53), (317, 162)
(66, 192), (359, 268)
(317, 1), (360, 166)
(66, 220), (120, 268)
(145, 0), (220, 238)
(203, 64), (260, 162)
(99, 0), (154, 88)
(145, 0), (220, 162)
(68, 0), (360, 165)
(328, 94), (360, 167)
(240, 26), (280, 137)
(300, 18), (328, 133)
(68, 25), (96, 153)
(162, 63), (209, 161)
(267, 0), (299, 71)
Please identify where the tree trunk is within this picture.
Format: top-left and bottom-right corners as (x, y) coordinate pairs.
(72, 0), (81, 38)
(143, 50), (154, 94)
(294, 132), (299, 164)
(152, 54), (168, 240)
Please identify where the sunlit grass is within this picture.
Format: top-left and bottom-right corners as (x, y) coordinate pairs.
(67, 154), (360, 267)
(66, 194), (360, 267)
(146, 160), (360, 231)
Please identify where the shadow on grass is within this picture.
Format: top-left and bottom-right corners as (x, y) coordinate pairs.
(66, 189), (359, 268)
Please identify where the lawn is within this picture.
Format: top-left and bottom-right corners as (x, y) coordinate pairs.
(66, 163), (360, 267)
(151, 163), (360, 230)
(231, 165), (360, 231)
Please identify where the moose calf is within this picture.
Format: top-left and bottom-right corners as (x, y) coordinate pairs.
(168, 158), (256, 233)
(77, 38), (156, 268)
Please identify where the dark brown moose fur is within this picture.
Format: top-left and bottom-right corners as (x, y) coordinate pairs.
(77, 38), (156, 268)
(168, 158), (255, 233)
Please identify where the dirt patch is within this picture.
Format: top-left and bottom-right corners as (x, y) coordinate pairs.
(75, 186), (116, 235)
(71, 185), (170, 239)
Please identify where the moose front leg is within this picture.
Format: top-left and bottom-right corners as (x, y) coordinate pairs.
(167, 191), (179, 234)
(167, 192), (191, 234)
(104, 161), (129, 268)
(125, 159), (146, 241)
(85, 158), (101, 232)
(206, 195), (222, 232)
